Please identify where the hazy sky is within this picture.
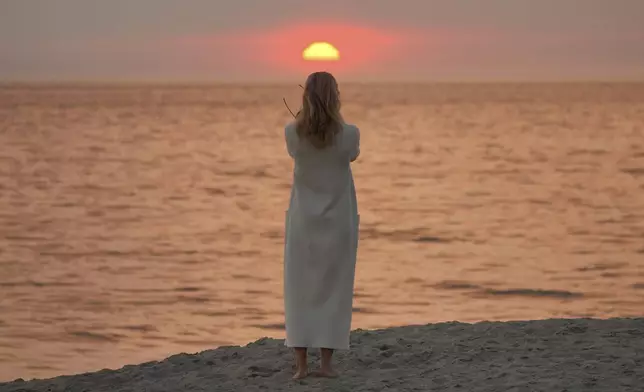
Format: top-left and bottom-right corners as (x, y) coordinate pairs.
(1, 0), (643, 82)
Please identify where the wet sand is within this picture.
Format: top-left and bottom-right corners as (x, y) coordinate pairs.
(1, 317), (642, 392)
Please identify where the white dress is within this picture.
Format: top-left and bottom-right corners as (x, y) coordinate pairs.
(283, 122), (360, 350)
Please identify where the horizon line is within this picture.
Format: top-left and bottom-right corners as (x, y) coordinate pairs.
(2, 77), (644, 86)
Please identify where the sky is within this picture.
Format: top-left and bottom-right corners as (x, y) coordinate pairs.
(1, 0), (643, 82)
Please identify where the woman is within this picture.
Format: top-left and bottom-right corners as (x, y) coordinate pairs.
(283, 71), (360, 380)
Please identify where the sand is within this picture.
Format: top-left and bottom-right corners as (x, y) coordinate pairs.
(1, 317), (642, 392)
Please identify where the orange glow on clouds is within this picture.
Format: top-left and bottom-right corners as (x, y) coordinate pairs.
(180, 22), (421, 79)
(251, 23), (409, 75)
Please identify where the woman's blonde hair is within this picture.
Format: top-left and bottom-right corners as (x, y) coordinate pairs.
(295, 71), (344, 149)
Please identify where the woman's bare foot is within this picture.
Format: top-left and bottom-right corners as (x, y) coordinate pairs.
(316, 348), (337, 377)
(291, 347), (308, 380)
(292, 368), (309, 380)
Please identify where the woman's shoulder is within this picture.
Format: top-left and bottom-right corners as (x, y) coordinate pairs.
(342, 123), (360, 140)
(285, 121), (298, 139)
(342, 123), (359, 134)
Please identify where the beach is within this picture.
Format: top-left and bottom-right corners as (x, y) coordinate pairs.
(3, 0), (644, 387)
(1, 317), (642, 391)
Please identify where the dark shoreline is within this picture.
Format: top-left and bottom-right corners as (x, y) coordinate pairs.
(2, 317), (642, 392)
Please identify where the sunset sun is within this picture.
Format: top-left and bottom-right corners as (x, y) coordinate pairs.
(302, 42), (340, 61)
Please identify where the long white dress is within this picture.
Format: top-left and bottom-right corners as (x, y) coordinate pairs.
(283, 122), (360, 350)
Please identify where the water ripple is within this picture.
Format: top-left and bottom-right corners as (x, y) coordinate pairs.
(1, 82), (643, 381)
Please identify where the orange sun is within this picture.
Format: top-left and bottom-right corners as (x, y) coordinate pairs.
(302, 42), (340, 61)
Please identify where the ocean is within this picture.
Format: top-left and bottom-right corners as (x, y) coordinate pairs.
(1, 82), (643, 381)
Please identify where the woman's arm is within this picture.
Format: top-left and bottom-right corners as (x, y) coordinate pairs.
(285, 123), (298, 158)
(350, 126), (360, 162)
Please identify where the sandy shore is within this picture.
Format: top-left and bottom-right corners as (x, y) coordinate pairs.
(1, 317), (642, 392)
